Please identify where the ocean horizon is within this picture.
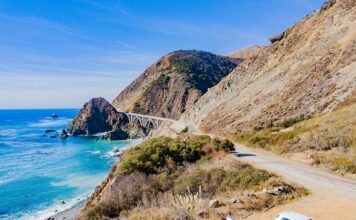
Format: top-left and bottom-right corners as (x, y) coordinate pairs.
(0, 109), (134, 219)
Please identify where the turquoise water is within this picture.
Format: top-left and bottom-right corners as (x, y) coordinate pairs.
(0, 109), (133, 219)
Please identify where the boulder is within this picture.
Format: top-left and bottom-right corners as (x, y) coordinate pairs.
(230, 197), (240, 203)
(52, 114), (59, 119)
(209, 199), (222, 208)
(269, 32), (285, 43)
(60, 129), (68, 138)
(67, 98), (129, 136)
(102, 128), (129, 140)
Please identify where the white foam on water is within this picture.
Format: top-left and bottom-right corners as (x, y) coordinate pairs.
(19, 194), (88, 220)
(50, 173), (106, 189)
(29, 118), (71, 128)
(0, 140), (43, 148)
(88, 150), (101, 155)
(0, 128), (17, 137)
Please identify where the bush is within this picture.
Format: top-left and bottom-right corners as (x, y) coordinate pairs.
(213, 138), (235, 152)
(333, 158), (356, 173)
(119, 137), (204, 175)
(174, 168), (226, 195)
(219, 164), (272, 191)
(279, 114), (308, 128)
(181, 126), (188, 133)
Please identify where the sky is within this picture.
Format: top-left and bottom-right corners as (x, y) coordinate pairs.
(0, 0), (325, 109)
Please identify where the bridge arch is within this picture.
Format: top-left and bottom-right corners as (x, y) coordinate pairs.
(120, 112), (175, 129)
(132, 117), (142, 127)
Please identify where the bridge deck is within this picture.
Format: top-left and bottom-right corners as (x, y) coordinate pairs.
(123, 112), (176, 122)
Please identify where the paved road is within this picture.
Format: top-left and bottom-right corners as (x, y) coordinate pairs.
(232, 143), (356, 220)
(235, 143), (356, 199)
(190, 129), (356, 219)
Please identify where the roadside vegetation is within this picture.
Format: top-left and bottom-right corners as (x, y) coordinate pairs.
(235, 103), (356, 176)
(79, 135), (307, 220)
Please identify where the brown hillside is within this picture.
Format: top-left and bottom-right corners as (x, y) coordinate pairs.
(183, 0), (356, 135)
(226, 45), (264, 60)
(112, 50), (239, 119)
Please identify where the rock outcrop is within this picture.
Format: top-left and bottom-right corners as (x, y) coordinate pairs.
(112, 50), (240, 119)
(60, 129), (68, 138)
(67, 98), (129, 139)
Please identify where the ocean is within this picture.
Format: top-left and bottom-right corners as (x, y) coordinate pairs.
(0, 109), (134, 219)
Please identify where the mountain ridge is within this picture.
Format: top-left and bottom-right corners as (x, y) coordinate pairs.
(112, 50), (240, 119)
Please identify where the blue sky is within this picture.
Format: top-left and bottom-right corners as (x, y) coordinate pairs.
(0, 0), (324, 109)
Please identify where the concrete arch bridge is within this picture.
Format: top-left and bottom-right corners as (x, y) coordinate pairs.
(121, 112), (176, 129)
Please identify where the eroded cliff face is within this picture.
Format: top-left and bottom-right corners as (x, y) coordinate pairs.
(112, 50), (240, 119)
(182, 0), (356, 135)
(67, 97), (149, 140)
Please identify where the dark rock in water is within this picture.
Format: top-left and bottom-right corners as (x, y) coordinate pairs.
(50, 135), (57, 138)
(52, 114), (59, 119)
(60, 129), (68, 138)
(45, 130), (58, 133)
(67, 97), (129, 137)
(102, 128), (129, 140)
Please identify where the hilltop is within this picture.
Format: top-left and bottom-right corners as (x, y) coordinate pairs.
(112, 50), (240, 119)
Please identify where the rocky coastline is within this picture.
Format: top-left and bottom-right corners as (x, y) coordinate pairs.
(66, 97), (150, 140)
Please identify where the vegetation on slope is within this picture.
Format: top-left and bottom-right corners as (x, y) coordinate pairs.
(168, 50), (239, 93)
(112, 50), (239, 119)
(80, 135), (308, 220)
(235, 103), (356, 175)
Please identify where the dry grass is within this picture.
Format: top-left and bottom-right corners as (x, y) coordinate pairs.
(235, 103), (356, 175)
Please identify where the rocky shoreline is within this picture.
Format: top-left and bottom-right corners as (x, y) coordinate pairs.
(67, 97), (150, 141)
(48, 199), (87, 220)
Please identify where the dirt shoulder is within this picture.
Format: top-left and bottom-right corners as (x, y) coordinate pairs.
(234, 143), (356, 220)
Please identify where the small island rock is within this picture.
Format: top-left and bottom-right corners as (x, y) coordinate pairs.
(60, 129), (68, 138)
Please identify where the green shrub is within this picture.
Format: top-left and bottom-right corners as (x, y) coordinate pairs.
(278, 114), (308, 128)
(181, 126), (188, 133)
(213, 138), (235, 152)
(219, 165), (272, 191)
(119, 137), (204, 175)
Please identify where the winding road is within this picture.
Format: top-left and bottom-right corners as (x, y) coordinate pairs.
(187, 125), (356, 219)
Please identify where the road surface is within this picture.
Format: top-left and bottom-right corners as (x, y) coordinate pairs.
(234, 143), (356, 220)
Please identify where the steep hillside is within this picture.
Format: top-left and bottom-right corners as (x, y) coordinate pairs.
(112, 50), (239, 119)
(183, 0), (356, 135)
(226, 45), (264, 60)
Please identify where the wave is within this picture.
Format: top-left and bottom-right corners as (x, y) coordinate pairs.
(0, 129), (17, 137)
(88, 150), (101, 155)
(29, 118), (71, 128)
(50, 173), (106, 189)
(0, 140), (43, 148)
(18, 194), (88, 220)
